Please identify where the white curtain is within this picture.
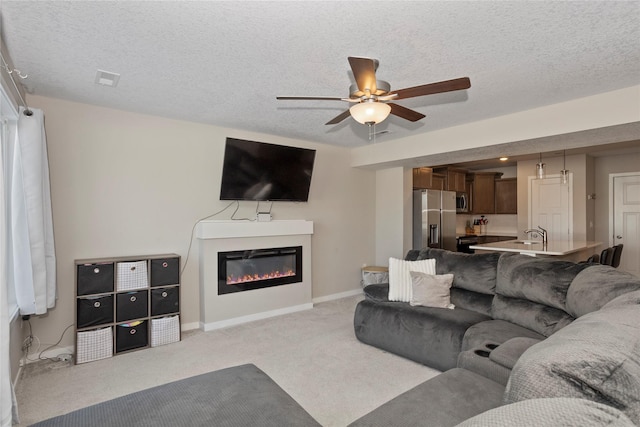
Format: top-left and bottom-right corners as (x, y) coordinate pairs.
(5, 107), (56, 315)
(1, 118), (18, 426)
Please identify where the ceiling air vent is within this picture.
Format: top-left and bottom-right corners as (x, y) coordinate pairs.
(95, 69), (120, 87)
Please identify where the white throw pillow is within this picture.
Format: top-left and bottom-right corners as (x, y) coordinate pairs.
(388, 257), (436, 302)
(409, 271), (455, 309)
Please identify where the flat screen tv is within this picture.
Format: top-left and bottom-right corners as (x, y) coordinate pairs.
(219, 138), (316, 202)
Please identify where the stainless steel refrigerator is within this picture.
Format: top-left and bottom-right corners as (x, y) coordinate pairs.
(413, 189), (457, 251)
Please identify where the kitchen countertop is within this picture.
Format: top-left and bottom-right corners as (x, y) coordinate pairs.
(456, 233), (518, 238)
(469, 240), (601, 256)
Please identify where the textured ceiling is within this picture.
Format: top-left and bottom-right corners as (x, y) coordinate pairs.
(1, 1), (639, 148)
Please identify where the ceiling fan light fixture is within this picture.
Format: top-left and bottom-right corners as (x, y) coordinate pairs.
(349, 100), (391, 125)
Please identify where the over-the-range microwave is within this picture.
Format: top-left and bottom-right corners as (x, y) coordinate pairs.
(456, 192), (469, 213)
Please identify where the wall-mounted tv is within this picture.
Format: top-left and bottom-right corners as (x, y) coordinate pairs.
(219, 138), (316, 202)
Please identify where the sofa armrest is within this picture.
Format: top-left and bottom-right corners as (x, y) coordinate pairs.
(363, 283), (390, 302)
(489, 337), (542, 370)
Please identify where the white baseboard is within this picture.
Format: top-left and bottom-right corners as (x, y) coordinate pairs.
(201, 303), (314, 332)
(184, 289), (363, 332)
(312, 288), (363, 304)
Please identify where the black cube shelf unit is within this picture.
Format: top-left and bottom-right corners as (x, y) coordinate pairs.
(74, 254), (181, 364)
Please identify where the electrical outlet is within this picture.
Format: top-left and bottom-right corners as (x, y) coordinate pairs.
(57, 354), (72, 362)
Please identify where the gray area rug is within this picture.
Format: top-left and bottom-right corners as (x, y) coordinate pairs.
(29, 364), (320, 426)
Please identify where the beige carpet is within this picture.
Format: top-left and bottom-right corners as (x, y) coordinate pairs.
(15, 295), (440, 427)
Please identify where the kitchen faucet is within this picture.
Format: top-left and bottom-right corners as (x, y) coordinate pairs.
(524, 226), (548, 244)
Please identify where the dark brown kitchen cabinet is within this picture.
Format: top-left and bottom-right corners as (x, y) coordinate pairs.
(413, 167), (446, 190)
(495, 178), (518, 214)
(413, 167), (433, 189)
(468, 172), (502, 214)
(432, 173), (445, 190)
(434, 167), (467, 192)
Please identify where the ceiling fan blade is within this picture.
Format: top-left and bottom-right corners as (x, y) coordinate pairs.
(388, 103), (426, 122)
(276, 96), (344, 101)
(348, 57), (378, 95)
(390, 77), (471, 100)
(325, 109), (352, 125)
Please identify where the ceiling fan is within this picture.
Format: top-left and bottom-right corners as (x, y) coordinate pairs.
(276, 57), (471, 126)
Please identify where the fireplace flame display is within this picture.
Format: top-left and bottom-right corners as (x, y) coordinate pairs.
(218, 246), (303, 295)
(227, 269), (295, 285)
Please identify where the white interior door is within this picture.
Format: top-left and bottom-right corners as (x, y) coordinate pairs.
(529, 175), (573, 241)
(611, 173), (640, 277)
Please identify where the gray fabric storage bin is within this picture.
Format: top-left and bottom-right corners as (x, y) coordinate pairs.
(151, 287), (179, 316)
(77, 295), (114, 328)
(116, 290), (148, 322)
(77, 263), (114, 295)
(115, 320), (148, 353)
(150, 257), (180, 287)
(361, 266), (389, 287)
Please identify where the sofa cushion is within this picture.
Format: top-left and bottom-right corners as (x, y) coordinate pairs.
(491, 294), (574, 337)
(388, 257), (436, 302)
(504, 298), (640, 424)
(566, 265), (640, 318)
(450, 288), (493, 316)
(462, 319), (545, 352)
(457, 348), (512, 386)
(362, 283), (389, 302)
(457, 398), (636, 427)
(349, 368), (505, 427)
(354, 299), (491, 371)
(409, 248), (500, 295)
(496, 253), (588, 312)
(489, 337), (542, 370)
(603, 289), (640, 309)
(409, 272), (454, 309)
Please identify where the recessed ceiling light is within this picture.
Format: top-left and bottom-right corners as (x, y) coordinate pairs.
(499, 157), (509, 161)
(95, 69), (120, 87)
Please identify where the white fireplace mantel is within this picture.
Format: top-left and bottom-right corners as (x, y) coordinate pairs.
(197, 219), (314, 331)
(196, 220), (314, 240)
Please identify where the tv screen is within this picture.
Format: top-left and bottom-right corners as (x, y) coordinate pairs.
(220, 138), (316, 202)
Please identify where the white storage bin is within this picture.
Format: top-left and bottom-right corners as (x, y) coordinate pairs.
(151, 315), (180, 347)
(116, 260), (149, 291)
(76, 327), (113, 364)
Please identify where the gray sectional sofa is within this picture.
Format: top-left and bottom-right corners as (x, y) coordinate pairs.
(351, 248), (640, 426)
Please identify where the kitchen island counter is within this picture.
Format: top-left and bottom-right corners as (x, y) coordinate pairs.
(469, 240), (601, 260)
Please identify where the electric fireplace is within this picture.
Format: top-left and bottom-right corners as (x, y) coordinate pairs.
(218, 246), (303, 295)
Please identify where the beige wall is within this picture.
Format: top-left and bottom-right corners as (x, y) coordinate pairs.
(594, 153), (640, 249)
(374, 168), (404, 264)
(26, 95), (376, 350)
(374, 167), (414, 265)
(10, 315), (22, 383)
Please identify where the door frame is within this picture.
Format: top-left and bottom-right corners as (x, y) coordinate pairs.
(609, 172), (640, 246)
